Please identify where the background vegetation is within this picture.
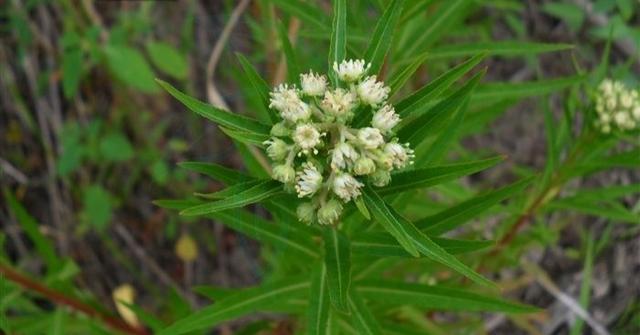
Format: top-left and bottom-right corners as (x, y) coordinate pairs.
(1, 0), (638, 334)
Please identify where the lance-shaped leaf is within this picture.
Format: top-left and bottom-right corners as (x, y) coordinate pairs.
(180, 180), (283, 216)
(418, 177), (533, 235)
(220, 127), (270, 147)
(387, 51), (429, 95)
(158, 277), (310, 335)
(154, 200), (319, 259)
(472, 75), (586, 103)
(362, 187), (420, 257)
(328, 0), (346, 85)
(157, 79), (271, 134)
(269, 0), (329, 30)
(364, 0), (406, 75)
(276, 21), (301, 84)
(398, 70), (485, 145)
(352, 233), (493, 257)
(348, 289), (381, 335)
(236, 54), (277, 124)
(178, 161), (251, 184)
(323, 228), (351, 313)
(426, 41), (574, 60)
(194, 179), (265, 200)
(357, 280), (536, 313)
(395, 53), (485, 117)
(378, 156), (504, 196)
(308, 264), (330, 335)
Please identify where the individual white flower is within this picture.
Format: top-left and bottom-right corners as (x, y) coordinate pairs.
(384, 142), (414, 168)
(353, 157), (376, 176)
(269, 84), (311, 122)
(296, 202), (316, 224)
(372, 105), (401, 133)
(332, 173), (364, 201)
(300, 72), (327, 96)
(633, 106), (640, 120)
(317, 199), (343, 225)
(330, 142), (359, 170)
(333, 59), (370, 82)
(356, 76), (389, 106)
(321, 88), (357, 117)
(358, 127), (385, 149)
(272, 164), (295, 184)
(263, 138), (289, 161)
(295, 162), (323, 197)
(370, 169), (391, 187)
(293, 124), (322, 153)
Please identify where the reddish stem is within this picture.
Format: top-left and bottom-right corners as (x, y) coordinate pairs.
(0, 264), (149, 335)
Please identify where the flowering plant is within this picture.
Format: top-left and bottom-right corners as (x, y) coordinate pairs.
(152, 1), (540, 333)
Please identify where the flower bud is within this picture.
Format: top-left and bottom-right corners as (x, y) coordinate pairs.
(333, 173), (364, 201)
(296, 202), (316, 224)
(333, 59), (370, 82)
(354, 156), (376, 175)
(372, 105), (400, 133)
(358, 127), (385, 149)
(356, 76), (389, 106)
(272, 164), (295, 184)
(270, 122), (290, 137)
(318, 198), (343, 225)
(370, 169), (391, 187)
(264, 138), (289, 161)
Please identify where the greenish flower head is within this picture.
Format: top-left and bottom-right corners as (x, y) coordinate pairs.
(594, 79), (640, 134)
(263, 59), (414, 225)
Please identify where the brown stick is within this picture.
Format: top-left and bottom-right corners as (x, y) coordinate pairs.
(0, 263), (149, 335)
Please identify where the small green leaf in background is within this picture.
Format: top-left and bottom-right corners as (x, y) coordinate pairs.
(56, 123), (85, 176)
(104, 45), (159, 93)
(364, 0), (406, 75)
(82, 184), (113, 230)
(150, 159), (169, 185)
(180, 180), (283, 216)
(308, 265), (330, 335)
(99, 132), (134, 162)
(542, 2), (585, 31)
(146, 41), (189, 80)
(61, 31), (83, 99)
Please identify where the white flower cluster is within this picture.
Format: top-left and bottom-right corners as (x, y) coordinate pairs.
(594, 79), (640, 133)
(264, 59), (414, 225)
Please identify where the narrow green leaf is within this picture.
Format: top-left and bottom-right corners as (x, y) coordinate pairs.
(364, 0), (406, 74)
(348, 290), (381, 335)
(156, 79), (271, 134)
(177, 161), (250, 184)
(276, 21), (301, 84)
(308, 264), (330, 335)
(180, 180), (283, 216)
(154, 200), (319, 259)
(4, 190), (62, 273)
(194, 179), (264, 200)
(395, 53), (486, 117)
(416, 98), (469, 166)
(323, 228), (351, 313)
(378, 156), (504, 195)
(328, 0), (347, 85)
(471, 75), (586, 103)
(387, 51), (429, 95)
(419, 177), (533, 234)
(159, 278), (310, 335)
(236, 54), (278, 123)
(352, 233), (493, 257)
(362, 187), (420, 257)
(354, 197), (371, 220)
(546, 197), (639, 224)
(269, 0), (329, 30)
(425, 41), (574, 60)
(358, 280), (536, 313)
(398, 69), (485, 145)
(570, 233), (595, 335)
(219, 127), (270, 146)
